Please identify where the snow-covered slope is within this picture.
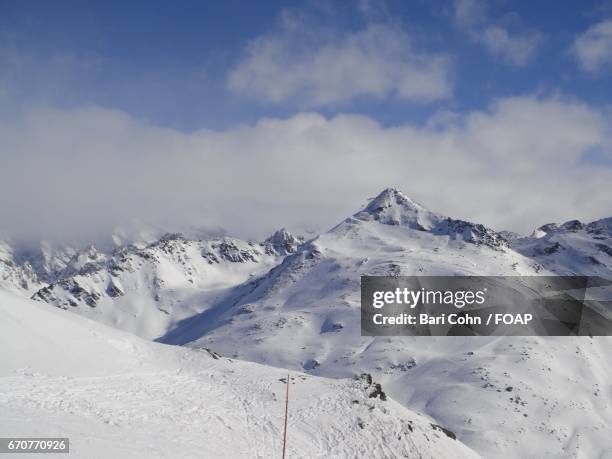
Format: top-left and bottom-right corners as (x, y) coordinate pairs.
(0, 240), (44, 295)
(158, 189), (612, 458)
(32, 232), (297, 339)
(0, 289), (479, 459)
(0, 238), (77, 295)
(512, 218), (612, 277)
(7, 188), (612, 457)
(160, 188), (545, 350)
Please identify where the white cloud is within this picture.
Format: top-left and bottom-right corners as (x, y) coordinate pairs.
(1, 95), (611, 243)
(572, 20), (612, 72)
(452, 0), (542, 66)
(227, 15), (452, 107)
(479, 25), (541, 65)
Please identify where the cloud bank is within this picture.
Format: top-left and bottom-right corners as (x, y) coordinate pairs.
(1, 95), (611, 243)
(227, 13), (452, 107)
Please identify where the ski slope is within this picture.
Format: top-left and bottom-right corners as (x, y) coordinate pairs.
(0, 289), (479, 459)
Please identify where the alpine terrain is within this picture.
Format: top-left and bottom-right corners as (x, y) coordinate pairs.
(0, 289), (478, 459)
(2, 188), (612, 458)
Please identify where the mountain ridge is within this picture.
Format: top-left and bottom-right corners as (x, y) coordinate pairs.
(3, 188), (612, 458)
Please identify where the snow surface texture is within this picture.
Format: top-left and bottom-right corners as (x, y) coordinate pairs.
(0, 289), (478, 459)
(5, 188), (612, 458)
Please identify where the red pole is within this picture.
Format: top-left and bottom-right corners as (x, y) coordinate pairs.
(282, 372), (290, 459)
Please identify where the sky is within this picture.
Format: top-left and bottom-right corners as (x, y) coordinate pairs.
(1, 0), (612, 243)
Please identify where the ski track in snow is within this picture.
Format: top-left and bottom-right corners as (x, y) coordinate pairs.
(0, 290), (479, 459)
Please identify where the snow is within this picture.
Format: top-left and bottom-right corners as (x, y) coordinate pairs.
(0, 289), (479, 458)
(0, 241), (41, 295)
(156, 189), (612, 458)
(4, 188), (612, 458)
(512, 217), (612, 276)
(31, 234), (288, 339)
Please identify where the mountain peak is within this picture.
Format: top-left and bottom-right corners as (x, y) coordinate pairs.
(356, 188), (441, 230)
(348, 188), (508, 249)
(365, 188), (424, 211)
(263, 228), (304, 256)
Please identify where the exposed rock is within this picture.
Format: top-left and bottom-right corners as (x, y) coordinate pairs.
(264, 228), (304, 256)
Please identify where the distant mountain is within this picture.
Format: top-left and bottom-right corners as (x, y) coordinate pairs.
(157, 188), (612, 458)
(161, 188), (544, 347)
(31, 231), (302, 339)
(511, 217), (612, 276)
(5, 188), (612, 458)
(0, 239), (76, 295)
(263, 228), (304, 256)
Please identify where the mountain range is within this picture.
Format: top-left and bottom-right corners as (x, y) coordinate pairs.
(2, 188), (612, 458)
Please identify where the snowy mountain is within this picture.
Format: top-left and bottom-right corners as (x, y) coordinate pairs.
(355, 188), (508, 248)
(161, 188), (546, 347)
(5, 187), (612, 458)
(263, 228), (304, 256)
(512, 217), (612, 276)
(31, 231), (301, 339)
(0, 238), (76, 295)
(0, 289), (479, 459)
(157, 188), (612, 458)
(0, 241), (42, 294)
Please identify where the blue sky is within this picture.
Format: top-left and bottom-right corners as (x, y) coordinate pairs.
(1, 1), (612, 241)
(2, 0), (612, 130)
